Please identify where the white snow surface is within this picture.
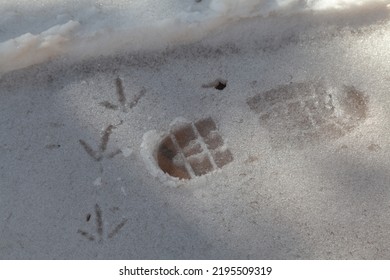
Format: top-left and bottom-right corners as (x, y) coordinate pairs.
(1, 0), (390, 260)
(1, 0), (389, 74)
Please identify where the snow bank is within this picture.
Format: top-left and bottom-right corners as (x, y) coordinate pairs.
(0, 20), (80, 74)
(0, 0), (389, 74)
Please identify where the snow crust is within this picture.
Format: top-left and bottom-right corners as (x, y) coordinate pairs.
(1, 0), (389, 74)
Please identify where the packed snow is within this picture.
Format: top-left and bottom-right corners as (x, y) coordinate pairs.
(1, 0), (390, 260)
(1, 0), (389, 74)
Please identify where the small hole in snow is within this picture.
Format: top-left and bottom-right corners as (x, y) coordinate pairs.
(215, 81), (226, 90)
(202, 79), (227, 91)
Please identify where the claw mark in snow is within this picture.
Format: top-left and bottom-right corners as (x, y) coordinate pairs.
(99, 77), (146, 112)
(79, 123), (122, 162)
(77, 204), (128, 242)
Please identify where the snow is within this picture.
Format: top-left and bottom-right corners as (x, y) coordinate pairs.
(1, 0), (389, 74)
(93, 177), (102, 186)
(1, 0), (390, 259)
(120, 147), (133, 158)
(0, 20), (79, 74)
(140, 129), (178, 187)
